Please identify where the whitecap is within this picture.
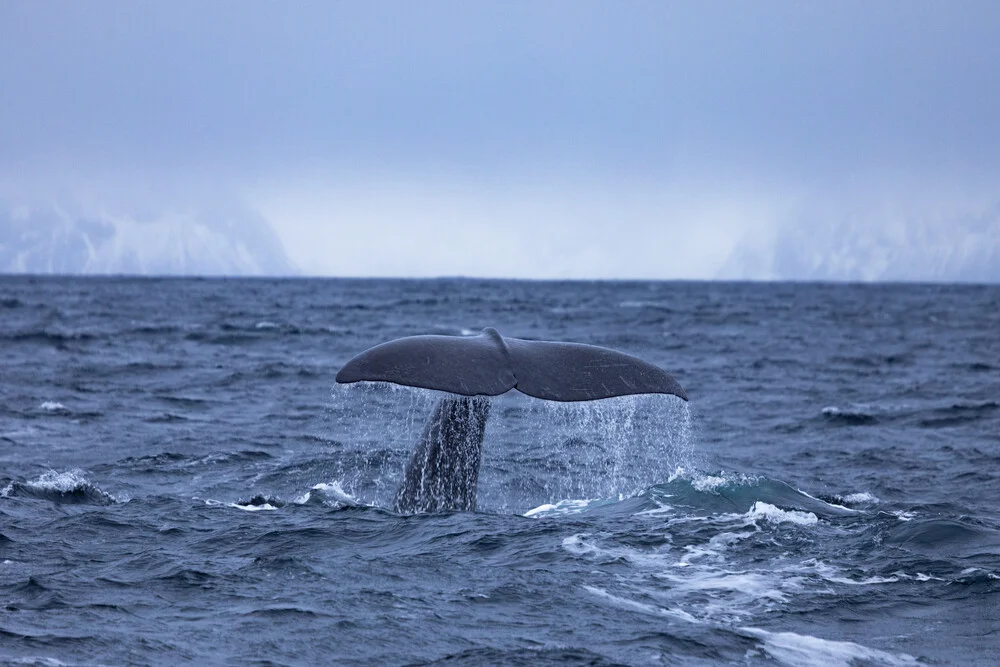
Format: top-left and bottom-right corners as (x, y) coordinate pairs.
(204, 499), (280, 512)
(1, 470), (122, 503)
(673, 529), (757, 568)
(295, 480), (360, 506)
(7, 658), (69, 667)
(561, 533), (599, 556)
(740, 626), (918, 667)
(689, 470), (758, 492)
(692, 475), (729, 492)
(39, 401), (67, 412)
(234, 502), (280, 512)
(960, 567), (1000, 581)
(746, 501), (818, 526)
(524, 498), (600, 517)
(842, 491), (880, 504)
(635, 500), (676, 517)
(814, 564), (900, 586)
(31, 470), (91, 493)
(582, 585), (698, 624)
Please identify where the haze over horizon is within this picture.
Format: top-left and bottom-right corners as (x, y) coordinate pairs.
(2, 2), (999, 281)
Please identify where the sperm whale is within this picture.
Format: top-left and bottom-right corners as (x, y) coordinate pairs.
(336, 328), (687, 512)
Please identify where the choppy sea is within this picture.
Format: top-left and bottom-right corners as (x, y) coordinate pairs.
(1, 277), (999, 666)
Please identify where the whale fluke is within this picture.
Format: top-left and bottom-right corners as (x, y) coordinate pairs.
(336, 328), (687, 513)
(336, 327), (687, 402)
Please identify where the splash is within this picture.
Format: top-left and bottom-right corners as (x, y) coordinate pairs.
(327, 383), (444, 507)
(483, 392), (697, 511)
(329, 383), (697, 513)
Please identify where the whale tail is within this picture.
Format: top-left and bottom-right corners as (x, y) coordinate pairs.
(337, 328), (687, 513)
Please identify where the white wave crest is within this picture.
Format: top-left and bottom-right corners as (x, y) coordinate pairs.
(295, 480), (360, 507)
(684, 469), (758, 492)
(561, 533), (600, 557)
(234, 502), (279, 512)
(30, 470), (91, 492)
(746, 502), (818, 526)
(692, 474), (730, 492)
(582, 585), (698, 624)
(204, 499), (280, 512)
(741, 626), (918, 667)
(1, 469), (123, 502)
(801, 560), (901, 586)
(524, 498), (602, 517)
(842, 491), (880, 504)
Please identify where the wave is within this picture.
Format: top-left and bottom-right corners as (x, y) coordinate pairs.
(0, 470), (122, 505)
(580, 585), (919, 666)
(648, 470), (856, 519)
(820, 491), (880, 508)
(294, 481), (361, 507)
(523, 469), (858, 522)
(832, 352), (915, 368)
(917, 401), (999, 428)
(1, 330), (99, 345)
(739, 626), (918, 667)
(954, 361), (996, 373)
(117, 449), (273, 472)
(143, 412), (190, 423)
(415, 645), (629, 666)
(618, 300), (675, 312)
(820, 405), (880, 425)
(746, 501), (818, 526)
(206, 496), (284, 512)
(885, 517), (1000, 558)
(29, 400), (104, 419)
(205, 480), (363, 513)
(819, 401), (999, 428)
(216, 362), (322, 387)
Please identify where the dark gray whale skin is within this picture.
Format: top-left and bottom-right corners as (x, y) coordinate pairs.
(337, 328), (687, 513)
(336, 327), (687, 402)
(393, 396), (490, 513)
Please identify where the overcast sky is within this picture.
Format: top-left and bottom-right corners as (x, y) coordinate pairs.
(2, 1), (999, 279)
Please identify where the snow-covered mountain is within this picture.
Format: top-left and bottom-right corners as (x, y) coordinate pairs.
(0, 203), (297, 276)
(720, 203), (1000, 282)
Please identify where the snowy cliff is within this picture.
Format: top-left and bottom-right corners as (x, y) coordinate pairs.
(0, 204), (297, 276)
(720, 202), (1000, 282)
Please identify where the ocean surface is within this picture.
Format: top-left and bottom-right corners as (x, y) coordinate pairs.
(1, 276), (999, 666)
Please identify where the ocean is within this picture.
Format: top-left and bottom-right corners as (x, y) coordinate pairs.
(1, 276), (998, 665)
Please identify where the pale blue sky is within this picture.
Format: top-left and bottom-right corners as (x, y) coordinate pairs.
(2, 2), (999, 279)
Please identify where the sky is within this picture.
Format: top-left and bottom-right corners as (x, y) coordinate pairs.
(2, 1), (999, 279)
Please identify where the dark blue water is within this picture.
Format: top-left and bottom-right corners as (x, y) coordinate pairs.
(2, 277), (999, 665)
